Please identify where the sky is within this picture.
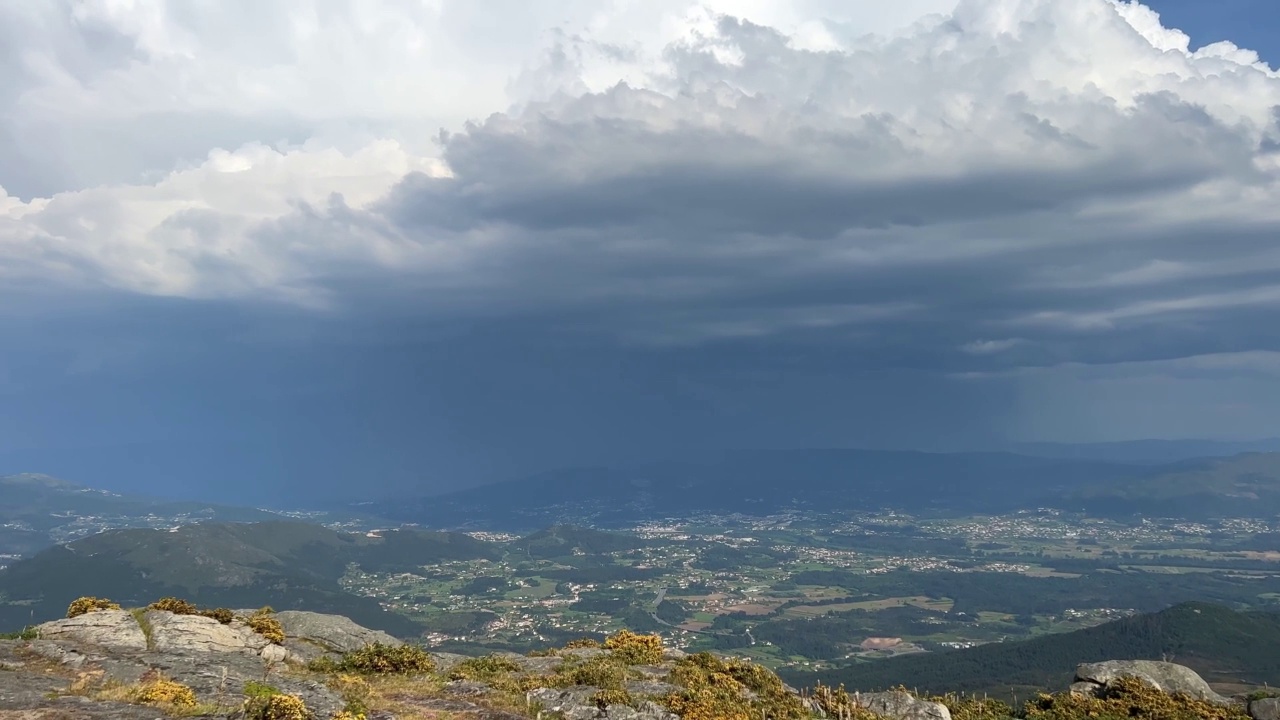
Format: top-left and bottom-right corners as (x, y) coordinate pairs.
(1, 0), (1279, 503)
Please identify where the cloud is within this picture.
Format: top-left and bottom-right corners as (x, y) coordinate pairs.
(3, 0), (1280, 487)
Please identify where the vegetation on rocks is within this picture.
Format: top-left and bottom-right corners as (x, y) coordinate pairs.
(145, 596), (284, 644)
(322, 642), (437, 675)
(246, 607), (286, 644)
(1024, 676), (1249, 720)
(243, 693), (313, 720)
(664, 652), (809, 720)
(603, 629), (665, 665)
(448, 654), (523, 681)
(66, 596), (121, 618)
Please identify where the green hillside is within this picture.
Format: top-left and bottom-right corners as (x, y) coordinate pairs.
(508, 524), (648, 560)
(0, 521), (498, 635)
(782, 603), (1280, 699)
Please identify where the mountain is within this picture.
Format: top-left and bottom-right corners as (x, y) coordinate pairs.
(364, 449), (1143, 528)
(0, 521), (499, 634)
(509, 525), (650, 560)
(0, 473), (283, 557)
(781, 602), (1280, 699)
(367, 450), (1280, 527)
(1070, 453), (1280, 518)
(1008, 439), (1280, 464)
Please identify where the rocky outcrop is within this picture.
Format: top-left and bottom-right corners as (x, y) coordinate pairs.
(31, 611), (146, 653)
(274, 611), (401, 653)
(146, 611), (271, 655)
(1073, 660), (1230, 704)
(851, 690), (952, 720)
(1251, 697), (1280, 720)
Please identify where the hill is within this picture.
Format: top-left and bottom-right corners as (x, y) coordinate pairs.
(368, 449), (1139, 528)
(1070, 453), (1280, 518)
(367, 450), (1280, 527)
(0, 473), (283, 557)
(1008, 439), (1280, 464)
(781, 602), (1280, 700)
(0, 521), (499, 635)
(508, 524), (649, 560)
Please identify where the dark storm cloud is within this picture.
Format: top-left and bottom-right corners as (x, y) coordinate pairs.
(4, 1), (1280, 501)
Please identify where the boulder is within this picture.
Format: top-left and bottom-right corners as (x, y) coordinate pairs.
(145, 610), (266, 654)
(273, 611), (401, 653)
(853, 690), (952, 720)
(34, 611), (146, 652)
(1074, 660), (1230, 705)
(1251, 697), (1280, 720)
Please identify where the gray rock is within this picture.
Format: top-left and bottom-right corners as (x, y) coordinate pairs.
(145, 611), (262, 654)
(1251, 697), (1280, 720)
(429, 652), (471, 675)
(1075, 660), (1230, 704)
(560, 648), (608, 660)
(259, 644), (290, 664)
(34, 612), (146, 652)
(625, 680), (680, 697)
(853, 690), (952, 720)
(273, 611), (401, 653)
(1070, 681), (1102, 697)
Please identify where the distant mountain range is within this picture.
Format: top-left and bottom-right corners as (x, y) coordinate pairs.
(783, 602), (1280, 699)
(0, 520), (498, 633)
(1007, 438), (1280, 464)
(364, 449), (1280, 529)
(0, 473), (283, 557)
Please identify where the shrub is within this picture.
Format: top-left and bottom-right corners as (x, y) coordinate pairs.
(1024, 676), (1249, 720)
(603, 630), (664, 665)
(592, 688), (633, 709)
(448, 654), (523, 681)
(244, 693), (312, 720)
(0, 626), (39, 641)
(934, 693), (1016, 720)
(564, 638), (601, 649)
(335, 643), (436, 675)
(553, 656), (629, 691)
(243, 681), (282, 699)
(67, 597), (121, 618)
(327, 674), (371, 718)
(132, 678), (198, 708)
(148, 597), (199, 615)
(246, 612), (286, 645)
(200, 607), (236, 624)
(665, 654), (809, 720)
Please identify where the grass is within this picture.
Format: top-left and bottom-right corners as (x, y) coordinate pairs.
(0, 626), (39, 641)
(130, 608), (155, 650)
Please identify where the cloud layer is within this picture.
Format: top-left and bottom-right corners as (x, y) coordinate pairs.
(2, 0), (1280, 498)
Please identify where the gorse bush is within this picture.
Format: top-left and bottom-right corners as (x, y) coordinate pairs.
(243, 693), (312, 720)
(553, 655), (630, 690)
(1023, 676), (1250, 720)
(563, 637), (601, 649)
(330, 643), (436, 675)
(201, 607), (236, 624)
(448, 654), (522, 681)
(245, 610), (286, 645)
(131, 677), (198, 708)
(148, 597), (199, 615)
(592, 688), (633, 709)
(663, 652), (808, 720)
(66, 597), (121, 618)
(603, 629), (664, 665)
